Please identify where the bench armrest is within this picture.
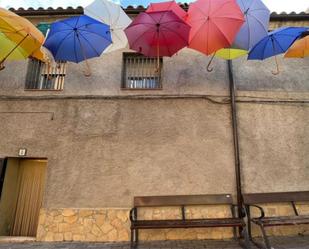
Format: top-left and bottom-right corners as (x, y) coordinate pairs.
(246, 204), (265, 219)
(130, 207), (137, 222)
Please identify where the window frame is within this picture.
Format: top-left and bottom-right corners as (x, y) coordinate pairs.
(24, 58), (67, 91)
(121, 52), (163, 90)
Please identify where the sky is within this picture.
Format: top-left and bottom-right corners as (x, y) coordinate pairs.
(0, 0), (308, 13)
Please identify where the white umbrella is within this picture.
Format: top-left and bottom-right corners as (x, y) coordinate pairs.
(84, 0), (132, 53)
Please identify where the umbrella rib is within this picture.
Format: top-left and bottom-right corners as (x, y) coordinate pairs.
(159, 19), (188, 26)
(210, 19), (233, 45)
(53, 32), (73, 60)
(126, 22), (155, 29)
(161, 25), (189, 45)
(272, 37), (286, 53)
(78, 28), (112, 42)
(78, 31), (109, 56)
(188, 20), (208, 48)
(74, 33), (78, 62)
(261, 38), (271, 60)
(160, 29), (173, 56)
(130, 30), (156, 50)
(211, 1), (238, 17)
(43, 29), (73, 40)
(247, 13), (268, 34)
(112, 5), (122, 28)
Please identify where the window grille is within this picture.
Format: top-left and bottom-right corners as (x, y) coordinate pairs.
(25, 58), (66, 90)
(122, 53), (162, 89)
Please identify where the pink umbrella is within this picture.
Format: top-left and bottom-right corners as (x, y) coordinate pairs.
(146, 1), (187, 21)
(124, 10), (191, 69)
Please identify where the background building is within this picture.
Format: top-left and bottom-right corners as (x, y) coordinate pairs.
(0, 6), (308, 242)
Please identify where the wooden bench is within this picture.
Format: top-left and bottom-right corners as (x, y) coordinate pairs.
(130, 194), (250, 248)
(243, 191), (309, 249)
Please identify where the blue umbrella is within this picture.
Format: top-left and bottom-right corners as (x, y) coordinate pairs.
(248, 27), (308, 74)
(44, 15), (112, 64)
(234, 0), (270, 50)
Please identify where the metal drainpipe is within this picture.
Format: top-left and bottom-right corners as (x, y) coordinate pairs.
(227, 60), (243, 219)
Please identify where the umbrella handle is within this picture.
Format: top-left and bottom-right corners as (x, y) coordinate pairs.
(83, 59), (91, 77)
(155, 36), (160, 73)
(207, 53), (216, 72)
(271, 55), (280, 75)
(0, 62), (5, 71)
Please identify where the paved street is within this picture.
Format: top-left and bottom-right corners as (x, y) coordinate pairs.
(0, 236), (309, 249)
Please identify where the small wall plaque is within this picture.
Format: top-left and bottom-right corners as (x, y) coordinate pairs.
(18, 148), (27, 157)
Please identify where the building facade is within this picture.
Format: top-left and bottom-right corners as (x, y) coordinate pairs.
(0, 6), (308, 242)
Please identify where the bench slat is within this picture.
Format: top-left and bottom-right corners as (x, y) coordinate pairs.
(132, 218), (244, 229)
(134, 194), (233, 207)
(252, 215), (309, 226)
(243, 191), (309, 204)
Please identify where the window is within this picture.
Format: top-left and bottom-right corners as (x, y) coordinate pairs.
(122, 53), (162, 89)
(25, 58), (66, 90)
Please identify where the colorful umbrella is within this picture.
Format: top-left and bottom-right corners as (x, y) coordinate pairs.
(285, 32), (309, 58)
(124, 11), (191, 70)
(215, 48), (248, 60)
(187, 0), (244, 56)
(44, 15), (112, 75)
(146, 0), (187, 20)
(248, 27), (308, 74)
(233, 0), (270, 50)
(206, 48), (247, 71)
(0, 8), (45, 69)
(84, 0), (132, 53)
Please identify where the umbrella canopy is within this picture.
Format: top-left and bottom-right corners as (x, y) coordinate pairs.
(0, 8), (45, 64)
(285, 32), (309, 58)
(84, 0), (131, 53)
(233, 0), (270, 50)
(44, 15), (112, 63)
(248, 27), (308, 60)
(215, 48), (248, 60)
(146, 1), (187, 20)
(248, 27), (307, 74)
(187, 0), (244, 55)
(124, 10), (190, 58)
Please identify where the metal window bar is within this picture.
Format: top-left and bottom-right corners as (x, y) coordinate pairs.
(25, 58), (66, 90)
(122, 53), (162, 89)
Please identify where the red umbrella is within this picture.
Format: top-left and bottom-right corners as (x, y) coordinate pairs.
(146, 1), (187, 21)
(125, 10), (190, 69)
(187, 0), (244, 57)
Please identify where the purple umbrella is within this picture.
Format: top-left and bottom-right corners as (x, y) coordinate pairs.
(233, 0), (270, 50)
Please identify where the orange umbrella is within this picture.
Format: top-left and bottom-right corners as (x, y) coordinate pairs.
(285, 33), (309, 58)
(0, 8), (45, 68)
(187, 0), (244, 56)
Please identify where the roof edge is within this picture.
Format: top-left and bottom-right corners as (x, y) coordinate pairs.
(9, 6), (309, 20)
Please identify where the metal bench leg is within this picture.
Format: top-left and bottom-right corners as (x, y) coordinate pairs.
(242, 227), (251, 249)
(259, 224), (272, 249)
(130, 228), (138, 249)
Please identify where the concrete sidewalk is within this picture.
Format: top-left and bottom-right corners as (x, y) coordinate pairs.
(0, 236), (308, 249)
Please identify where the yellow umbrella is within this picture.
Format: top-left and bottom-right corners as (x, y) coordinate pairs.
(207, 48), (248, 72)
(285, 35), (309, 58)
(0, 8), (45, 66)
(215, 48), (248, 60)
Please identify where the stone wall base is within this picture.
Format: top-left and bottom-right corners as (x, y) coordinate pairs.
(36, 205), (309, 242)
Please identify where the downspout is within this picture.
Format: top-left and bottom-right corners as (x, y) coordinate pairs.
(227, 60), (243, 219)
